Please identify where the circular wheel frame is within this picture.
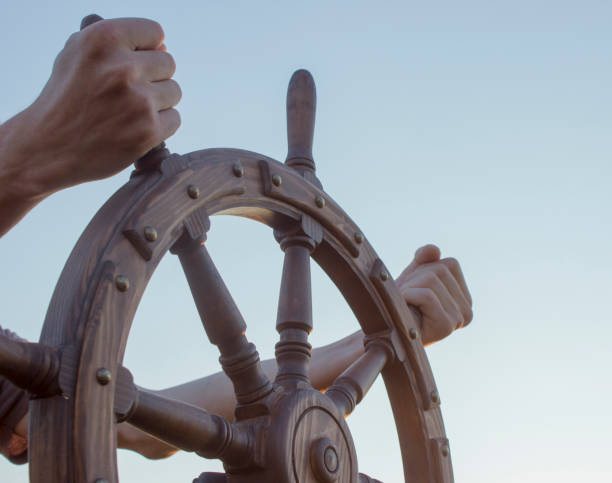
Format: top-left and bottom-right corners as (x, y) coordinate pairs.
(28, 71), (453, 483)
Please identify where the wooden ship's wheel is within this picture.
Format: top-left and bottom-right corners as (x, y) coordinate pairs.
(0, 20), (454, 482)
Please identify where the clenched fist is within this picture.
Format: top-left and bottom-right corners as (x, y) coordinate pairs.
(1, 17), (181, 198)
(396, 244), (473, 345)
(0, 17), (181, 236)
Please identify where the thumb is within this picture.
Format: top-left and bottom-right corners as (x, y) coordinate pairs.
(404, 244), (441, 273)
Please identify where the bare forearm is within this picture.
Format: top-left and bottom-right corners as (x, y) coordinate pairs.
(0, 114), (47, 237)
(153, 330), (364, 419)
(117, 330), (365, 458)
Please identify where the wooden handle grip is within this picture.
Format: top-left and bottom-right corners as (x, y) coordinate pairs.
(80, 14), (170, 175)
(286, 69), (317, 172)
(0, 335), (60, 397)
(80, 14), (103, 30)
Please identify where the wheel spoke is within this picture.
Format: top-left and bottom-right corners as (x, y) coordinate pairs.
(326, 338), (394, 417)
(171, 233), (272, 406)
(114, 366), (250, 465)
(0, 333), (60, 397)
(274, 219), (321, 388)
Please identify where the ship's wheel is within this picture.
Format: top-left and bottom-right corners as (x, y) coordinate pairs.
(0, 67), (453, 482)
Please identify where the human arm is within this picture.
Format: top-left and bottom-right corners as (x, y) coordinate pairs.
(115, 330), (366, 459)
(0, 17), (181, 237)
(116, 244), (472, 458)
(6, 245), (470, 461)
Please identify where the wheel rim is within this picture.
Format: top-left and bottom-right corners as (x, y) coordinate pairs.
(30, 149), (452, 482)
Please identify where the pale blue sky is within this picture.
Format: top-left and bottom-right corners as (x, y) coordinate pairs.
(1, 1), (611, 482)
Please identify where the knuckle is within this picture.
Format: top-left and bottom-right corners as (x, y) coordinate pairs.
(422, 288), (437, 305)
(421, 271), (438, 288)
(443, 257), (460, 271)
(81, 22), (121, 56)
(100, 62), (143, 98)
(149, 20), (165, 43)
(163, 51), (177, 75)
(431, 263), (449, 280)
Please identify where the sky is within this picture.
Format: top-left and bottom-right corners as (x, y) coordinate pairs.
(1, 1), (611, 482)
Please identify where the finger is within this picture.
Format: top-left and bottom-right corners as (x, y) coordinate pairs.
(410, 271), (464, 330)
(415, 244), (441, 265)
(430, 262), (473, 326)
(112, 18), (165, 50)
(149, 79), (182, 111)
(134, 50), (176, 81)
(402, 244), (441, 275)
(157, 107), (181, 141)
(402, 287), (453, 337)
(402, 287), (447, 322)
(441, 257), (472, 306)
(156, 43), (167, 52)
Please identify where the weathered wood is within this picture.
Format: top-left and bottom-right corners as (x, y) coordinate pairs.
(326, 337), (394, 416)
(173, 238), (272, 407)
(25, 68), (454, 483)
(286, 69), (317, 174)
(0, 335), (60, 397)
(273, 215), (323, 388)
(114, 366), (250, 466)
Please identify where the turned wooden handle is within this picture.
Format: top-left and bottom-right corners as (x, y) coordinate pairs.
(80, 13), (103, 30)
(286, 69), (317, 172)
(0, 335), (60, 397)
(80, 14), (170, 174)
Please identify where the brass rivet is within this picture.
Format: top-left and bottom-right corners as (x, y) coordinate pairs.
(354, 232), (364, 244)
(187, 184), (200, 199)
(96, 368), (112, 385)
(380, 270), (389, 281)
(272, 174), (282, 187)
(315, 196), (326, 208)
(115, 275), (130, 292)
(233, 163), (244, 177)
(441, 445), (450, 457)
(143, 226), (158, 242)
(409, 328), (418, 340)
(431, 390), (440, 404)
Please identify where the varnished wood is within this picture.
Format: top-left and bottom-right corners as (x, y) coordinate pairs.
(286, 70), (317, 174)
(14, 66), (455, 483)
(0, 335), (60, 397)
(173, 236), (272, 408)
(326, 337), (394, 416)
(114, 366), (250, 466)
(274, 216), (323, 388)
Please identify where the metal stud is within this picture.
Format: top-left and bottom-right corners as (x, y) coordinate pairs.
(354, 232), (364, 244)
(143, 226), (158, 242)
(271, 174), (282, 187)
(409, 328), (418, 340)
(315, 195), (326, 208)
(233, 163), (244, 177)
(187, 184), (200, 199)
(441, 445), (450, 457)
(96, 368), (112, 385)
(431, 390), (440, 404)
(115, 275), (130, 292)
(380, 270), (389, 281)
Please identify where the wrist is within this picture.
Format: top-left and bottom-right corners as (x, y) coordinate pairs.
(0, 110), (55, 203)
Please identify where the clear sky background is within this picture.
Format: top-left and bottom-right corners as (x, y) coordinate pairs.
(1, 1), (611, 482)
